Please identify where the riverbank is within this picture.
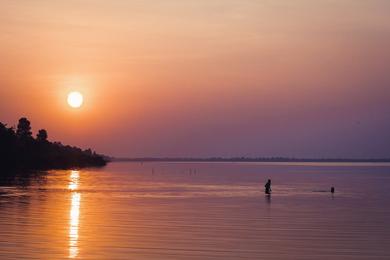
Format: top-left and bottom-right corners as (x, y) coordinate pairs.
(1, 118), (108, 172)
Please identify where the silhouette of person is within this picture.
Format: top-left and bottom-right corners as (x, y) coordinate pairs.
(331, 187), (335, 194)
(265, 179), (272, 195)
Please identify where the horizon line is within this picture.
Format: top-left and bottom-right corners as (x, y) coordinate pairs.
(110, 157), (390, 163)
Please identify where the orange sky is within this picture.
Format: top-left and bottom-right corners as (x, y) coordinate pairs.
(1, 0), (389, 157)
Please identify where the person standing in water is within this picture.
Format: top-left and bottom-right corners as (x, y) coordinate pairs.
(265, 179), (272, 195)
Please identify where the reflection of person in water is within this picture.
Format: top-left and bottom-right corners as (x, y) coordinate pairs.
(265, 179), (272, 195)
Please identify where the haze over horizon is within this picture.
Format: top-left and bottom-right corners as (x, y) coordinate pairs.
(1, 0), (390, 158)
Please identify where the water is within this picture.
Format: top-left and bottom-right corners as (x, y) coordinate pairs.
(1, 162), (390, 259)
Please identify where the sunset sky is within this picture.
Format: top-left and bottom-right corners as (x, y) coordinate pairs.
(1, 0), (389, 158)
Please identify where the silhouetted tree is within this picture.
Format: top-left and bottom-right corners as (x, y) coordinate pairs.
(36, 129), (48, 142)
(16, 117), (32, 139)
(1, 117), (107, 171)
(84, 148), (92, 156)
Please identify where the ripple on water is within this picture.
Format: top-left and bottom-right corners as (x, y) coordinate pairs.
(0, 162), (389, 259)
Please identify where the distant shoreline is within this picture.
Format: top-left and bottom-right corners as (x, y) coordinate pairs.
(111, 157), (390, 163)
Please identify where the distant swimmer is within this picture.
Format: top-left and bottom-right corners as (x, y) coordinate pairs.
(265, 179), (272, 195)
(331, 187), (335, 194)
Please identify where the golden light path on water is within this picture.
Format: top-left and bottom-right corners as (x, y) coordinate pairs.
(68, 170), (80, 258)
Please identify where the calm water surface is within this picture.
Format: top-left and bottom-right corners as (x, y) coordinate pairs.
(1, 162), (390, 259)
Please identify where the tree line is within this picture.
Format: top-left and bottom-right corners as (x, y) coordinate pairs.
(0, 117), (107, 171)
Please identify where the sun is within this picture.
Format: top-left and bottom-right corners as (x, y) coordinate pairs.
(67, 91), (83, 108)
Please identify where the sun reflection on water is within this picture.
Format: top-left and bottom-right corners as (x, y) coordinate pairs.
(69, 170), (79, 191)
(68, 171), (80, 258)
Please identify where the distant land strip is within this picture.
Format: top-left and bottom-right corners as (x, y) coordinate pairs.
(111, 157), (390, 163)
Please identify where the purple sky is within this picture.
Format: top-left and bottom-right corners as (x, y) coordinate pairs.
(1, 0), (389, 158)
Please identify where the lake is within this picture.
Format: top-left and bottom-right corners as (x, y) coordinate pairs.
(1, 162), (390, 259)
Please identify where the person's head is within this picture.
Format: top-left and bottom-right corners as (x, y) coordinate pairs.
(268, 179), (271, 183)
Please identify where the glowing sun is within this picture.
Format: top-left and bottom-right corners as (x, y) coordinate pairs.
(67, 91), (83, 108)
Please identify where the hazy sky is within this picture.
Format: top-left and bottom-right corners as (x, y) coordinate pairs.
(1, 0), (389, 158)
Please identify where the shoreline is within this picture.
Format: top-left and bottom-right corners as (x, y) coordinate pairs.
(111, 157), (390, 163)
(2, 161), (108, 173)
